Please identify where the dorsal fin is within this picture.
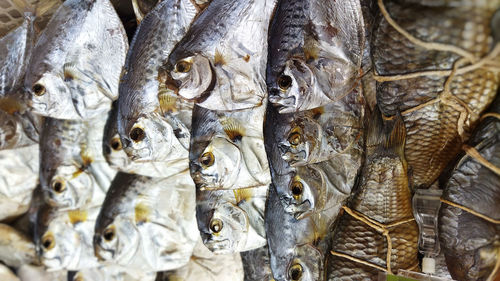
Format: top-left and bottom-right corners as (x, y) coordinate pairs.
(366, 106), (385, 148)
(220, 117), (245, 142)
(385, 112), (406, 157)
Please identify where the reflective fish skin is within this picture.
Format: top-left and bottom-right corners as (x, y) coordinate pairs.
(373, 0), (500, 188)
(241, 246), (273, 281)
(34, 205), (101, 271)
(439, 97), (500, 281)
(94, 172), (198, 271)
(24, 0), (128, 120)
(103, 102), (186, 178)
(327, 109), (418, 280)
(196, 185), (267, 254)
(190, 104), (271, 190)
(0, 224), (37, 267)
(0, 107), (40, 151)
(131, 0), (160, 22)
(265, 184), (336, 281)
(0, 15), (34, 98)
(266, 0), (365, 113)
(162, 0), (277, 111)
(40, 116), (115, 209)
(117, 0), (197, 164)
(264, 102), (361, 219)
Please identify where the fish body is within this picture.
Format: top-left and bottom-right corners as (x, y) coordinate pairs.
(131, 0), (160, 22)
(190, 104), (271, 190)
(40, 115), (115, 209)
(327, 109), (418, 280)
(373, 0), (500, 188)
(0, 224), (36, 267)
(24, 0), (128, 120)
(439, 97), (500, 281)
(241, 245), (273, 281)
(163, 0), (277, 111)
(117, 0), (197, 163)
(94, 172), (198, 271)
(0, 108), (41, 150)
(266, 0), (365, 113)
(34, 205), (101, 270)
(196, 185), (267, 253)
(16, 265), (67, 281)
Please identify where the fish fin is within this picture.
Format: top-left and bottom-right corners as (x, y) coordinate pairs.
(220, 117), (245, 142)
(68, 210), (87, 225)
(310, 107), (324, 119)
(233, 188), (253, 204)
(135, 202), (150, 225)
(214, 49), (226, 66)
(0, 97), (24, 114)
(63, 62), (79, 82)
(385, 112), (406, 158)
(366, 106), (385, 148)
(158, 89), (177, 114)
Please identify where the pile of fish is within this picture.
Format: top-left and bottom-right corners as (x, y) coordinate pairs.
(0, 0), (498, 280)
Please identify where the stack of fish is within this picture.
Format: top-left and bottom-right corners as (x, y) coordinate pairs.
(0, 0), (499, 280)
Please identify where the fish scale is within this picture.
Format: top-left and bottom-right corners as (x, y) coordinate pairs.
(373, 0), (500, 188)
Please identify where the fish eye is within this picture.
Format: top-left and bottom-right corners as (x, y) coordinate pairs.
(129, 127), (145, 142)
(289, 263), (303, 281)
(41, 234), (55, 250)
(32, 83), (46, 96)
(103, 226), (115, 242)
(175, 60), (192, 73)
(288, 131), (302, 146)
(110, 137), (122, 151)
(200, 151), (215, 168)
(290, 181), (303, 198)
(278, 75), (292, 90)
(209, 218), (223, 234)
(51, 179), (66, 193)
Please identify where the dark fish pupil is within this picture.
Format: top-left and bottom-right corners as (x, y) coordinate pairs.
(130, 128), (145, 142)
(278, 75), (292, 90)
(291, 183), (303, 196)
(111, 139), (121, 150)
(104, 229), (114, 241)
(33, 84), (45, 96)
(53, 181), (63, 193)
(291, 268), (300, 280)
(43, 239), (52, 249)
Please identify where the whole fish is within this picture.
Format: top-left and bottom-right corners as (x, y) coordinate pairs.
(372, 0), (500, 188)
(439, 96), (500, 281)
(103, 102), (186, 178)
(264, 102), (361, 219)
(196, 185), (267, 253)
(241, 246), (273, 281)
(0, 144), (38, 221)
(161, 0), (277, 111)
(117, 0), (197, 164)
(189, 104), (271, 190)
(266, 0), (365, 113)
(0, 224), (36, 267)
(34, 205), (101, 270)
(265, 184), (336, 281)
(24, 0), (128, 120)
(40, 115), (115, 209)
(327, 108), (418, 280)
(94, 172), (198, 271)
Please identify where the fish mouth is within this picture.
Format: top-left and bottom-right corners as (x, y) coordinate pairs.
(280, 195), (313, 219)
(281, 150), (308, 166)
(205, 239), (231, 253)
(269, 94), (296, 113)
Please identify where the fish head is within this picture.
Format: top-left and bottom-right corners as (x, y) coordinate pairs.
(93, 215), (140, 264)
(191, 136), (241, 190)
(25, 72), (75, 118)
(0, 110), (19, 149)
(37, 218), (81, 270)
(197, 200), (248, 254)
(42, 164), (94, 209)
(167, 55), (213, 101)
(279, 117), (321, 165)
(103, 132), (131, 169)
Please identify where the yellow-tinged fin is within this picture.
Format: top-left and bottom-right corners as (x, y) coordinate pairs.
(0, 97), (24, 114)
(303, 37), (319, 61)
(233, 188), (253, 204)
(135, 202), (150, 224)
(385, 112), (406, 157)
(214, 49), (226, 66)
(158, 89), (177, 113)
(63, 62), (78, 82)
(73, 144), (93, 178)
(220, 117), (245, 142)
(310, 107), (324, 119)
(68, 210), (87, 225)
(366, 106), (385, 148)
(243, 54), (250, 62)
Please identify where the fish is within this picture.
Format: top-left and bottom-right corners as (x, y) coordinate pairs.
(131, 0), (160, 22)
(24, 0), (128, 120)
(264, 102), (361, 219)
(117, 0), (197, 163)
(0, 264), (19, 281)
(266, 0), (365, 113)
(94, 171), (198, 271)
(241, 245), (273, 281)
(327, 108), (418, 280)
(265, 184), (336, 281)
(161, 0), (277, 111)
(16, 264), (68, 281)
(372, 0), (500, 188)
(39, 115), (115, 209)
(0, 144), (39, 221)
(0, 14), (34, 98)
(34, 204), (101, 270)
(0, 105), (41, 151)
(0, 224), (37, 267)
(195, 185), (267, 253)
(103, 102), (187, 178)
(439, 96), (500, 281)
(72, 265), (157, 281)
(189, 104), (271, 190)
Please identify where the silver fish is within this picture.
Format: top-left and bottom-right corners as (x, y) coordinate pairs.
(34, 205), (101, 270)
(40, 115), (115, 209)
(190, 104), (271, 190)
(241, 246), (273, 281)
(267, 0), (365, 113)
(162, 0), (277, 111)
(94, 171), (198, 271)
(24, 0), (128, 120)
(16, 264), (67, 281)
(0, 101), (41, 150)
(117, 0), (197, 163)
(131, 0), (160, 22)
(0, 224), (37, 267)
(196, 185), (267, 253)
